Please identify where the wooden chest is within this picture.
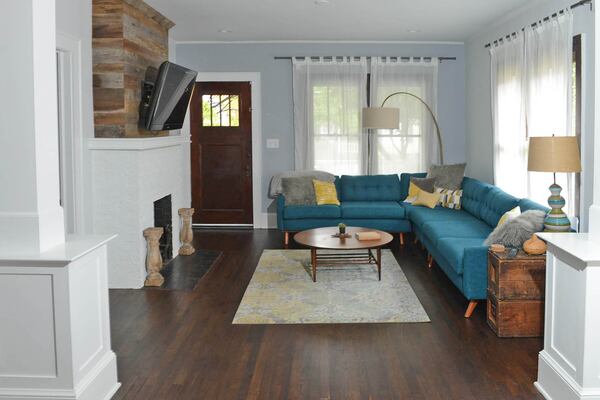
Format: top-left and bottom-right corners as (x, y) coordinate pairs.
(487, 250), (546, 337)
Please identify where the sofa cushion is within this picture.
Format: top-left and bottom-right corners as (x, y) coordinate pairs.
(519, 198), (549, 213)
(461, 177), (519, 227)
(340, 174), (401, 202)
(437, 237), (487, 275)
(341, 201), (405, 219)
(461, 177), (491, 219)
(480, 186), (520, 227)
(421, 218), (492, 245)
(404, 204), (475, 228)
(284, 205), (340, 219)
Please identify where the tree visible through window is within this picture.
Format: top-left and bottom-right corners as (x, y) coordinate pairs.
(312, 85), (361, 175)
(202, 94), (239, 127)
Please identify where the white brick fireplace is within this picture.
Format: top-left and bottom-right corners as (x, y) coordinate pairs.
(89, 135), (191, 288)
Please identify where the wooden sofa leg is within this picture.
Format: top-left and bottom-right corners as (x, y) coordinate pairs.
(284, 231), (290, 248)
(399, 232), (405, 246)
(464, 301), (478, 318)
(427, 254), (433, 268)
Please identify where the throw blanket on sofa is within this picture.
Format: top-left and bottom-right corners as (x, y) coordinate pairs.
(269, 170), (335, 198)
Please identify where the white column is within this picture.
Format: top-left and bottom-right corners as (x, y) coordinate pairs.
(535, 233), (600, 400)
(590, 5), (600, 233)
(0, 0), (65, 253)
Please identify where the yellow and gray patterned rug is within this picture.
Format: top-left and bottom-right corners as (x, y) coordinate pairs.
(233, 249), (430, 324)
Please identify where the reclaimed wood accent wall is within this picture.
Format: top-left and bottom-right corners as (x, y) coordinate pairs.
(92, 0), (174, 137)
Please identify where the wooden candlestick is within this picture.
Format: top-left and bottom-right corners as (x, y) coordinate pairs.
(178, 208), (195, 256)
(144, 227), (164, 287)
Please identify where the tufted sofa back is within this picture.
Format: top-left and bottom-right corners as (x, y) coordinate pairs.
(340, 174), (402, 202)
(461, 177), (519, 227)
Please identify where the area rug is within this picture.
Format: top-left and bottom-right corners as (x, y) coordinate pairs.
(233, 249), (430, 324)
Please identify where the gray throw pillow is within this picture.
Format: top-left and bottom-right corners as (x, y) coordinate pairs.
(281, 177), (316, 206)
(484, 210), (546, 248)
(427, 163), (466, 190)
(410, 177), (436, 193)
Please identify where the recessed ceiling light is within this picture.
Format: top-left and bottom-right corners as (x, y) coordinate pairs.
(314, 0), (330, 6)
(407, 29), (421, 33)
(218, 29), (232, 33)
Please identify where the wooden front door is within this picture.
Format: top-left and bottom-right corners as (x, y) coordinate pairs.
(190, 81), (253, 225)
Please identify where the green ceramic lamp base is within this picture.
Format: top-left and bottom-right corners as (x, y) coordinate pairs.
(544, 182), (571, 232)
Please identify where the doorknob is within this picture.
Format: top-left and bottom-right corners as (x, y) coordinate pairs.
(245, 164), (251, 177)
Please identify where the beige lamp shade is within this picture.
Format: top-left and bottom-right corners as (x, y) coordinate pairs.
(362, 107), (400, 129)
(528, 136), (582, 173)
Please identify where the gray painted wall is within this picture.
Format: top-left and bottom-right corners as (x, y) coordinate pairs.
(465, 0), (595, 231)
(175, 42), (466, 212)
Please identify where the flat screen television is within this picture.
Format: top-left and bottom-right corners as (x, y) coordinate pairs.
(139, 61), (197, 131)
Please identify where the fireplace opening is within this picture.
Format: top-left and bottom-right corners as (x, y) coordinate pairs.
(153, 195), (173, 262)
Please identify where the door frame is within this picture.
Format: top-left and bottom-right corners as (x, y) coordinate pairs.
(56, 32), (85, 234)
(183, 72), (263, 228)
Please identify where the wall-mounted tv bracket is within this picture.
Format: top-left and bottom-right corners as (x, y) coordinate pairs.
(138, 80), (155, 128)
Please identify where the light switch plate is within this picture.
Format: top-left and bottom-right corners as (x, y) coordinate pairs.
(266, 138), (279, 149)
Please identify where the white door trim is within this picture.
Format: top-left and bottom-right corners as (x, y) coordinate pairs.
(182, 72), (264, 228)
(56, 32), (85, 234)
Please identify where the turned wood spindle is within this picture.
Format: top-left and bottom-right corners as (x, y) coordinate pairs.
(144, 227), (164, 287)
(178, 208), (196, 256)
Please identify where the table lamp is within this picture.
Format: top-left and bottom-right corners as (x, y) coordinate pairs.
(527, 136), (582, 232)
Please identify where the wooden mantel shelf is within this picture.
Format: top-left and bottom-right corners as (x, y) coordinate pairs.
(88, 135), (190, 151)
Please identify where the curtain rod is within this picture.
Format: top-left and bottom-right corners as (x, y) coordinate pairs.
(273, 56), (456, 62)
(484, 0), (592, 48)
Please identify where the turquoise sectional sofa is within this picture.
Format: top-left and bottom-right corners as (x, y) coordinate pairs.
(276, 173), (548, 317)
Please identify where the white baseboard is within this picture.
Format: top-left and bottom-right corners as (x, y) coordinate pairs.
(0, 352), (120, 400)
(535, 350), (600, 400)
(257, 213), (277, 229)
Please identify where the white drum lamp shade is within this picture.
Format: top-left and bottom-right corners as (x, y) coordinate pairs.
(362, 107), (400, 129)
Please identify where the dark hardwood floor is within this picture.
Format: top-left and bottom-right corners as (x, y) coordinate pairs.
(110, 229), (544, 400)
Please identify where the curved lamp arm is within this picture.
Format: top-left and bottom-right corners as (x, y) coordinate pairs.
(381, 91), (444, 165)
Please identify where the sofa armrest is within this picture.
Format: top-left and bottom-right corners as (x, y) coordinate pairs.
(276, 195), (285, 230)
(461, 245), (489, 300)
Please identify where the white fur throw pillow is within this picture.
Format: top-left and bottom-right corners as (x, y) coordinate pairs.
(484, 210), (546, 248)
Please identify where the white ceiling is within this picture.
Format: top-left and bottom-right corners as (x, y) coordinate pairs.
(145, 0), (531, 42)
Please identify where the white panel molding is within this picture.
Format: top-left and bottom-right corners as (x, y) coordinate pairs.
(535, 233), (600, 400)
(183, 72), (264, 228)
(0, 235), (119, 400)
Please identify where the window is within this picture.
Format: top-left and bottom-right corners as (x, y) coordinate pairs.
(491, 13), (579, 224)
(202, 94), (239, 127)
(292, 58), (367, 175)
(312, 84), (362, 175)
(292, 57), (437, 176)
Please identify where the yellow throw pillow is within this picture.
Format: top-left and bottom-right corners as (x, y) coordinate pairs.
(413, 189), (442, 209)
(498, 207), (520, 226)
(408, 181), (421, 198)
(313, 179), (340, 205)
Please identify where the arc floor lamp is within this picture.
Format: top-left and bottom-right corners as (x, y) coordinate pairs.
(362, 91), (444, 165)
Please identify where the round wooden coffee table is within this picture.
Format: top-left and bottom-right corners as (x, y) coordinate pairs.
(294, 227), (393, 282)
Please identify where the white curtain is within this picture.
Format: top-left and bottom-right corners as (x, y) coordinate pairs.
(490, 10), (575, 216)
(490, 33), (527, 198)
(292, 57), (367, 175)
(370, 57), (438, 174)
(524, 11), (574, 215)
